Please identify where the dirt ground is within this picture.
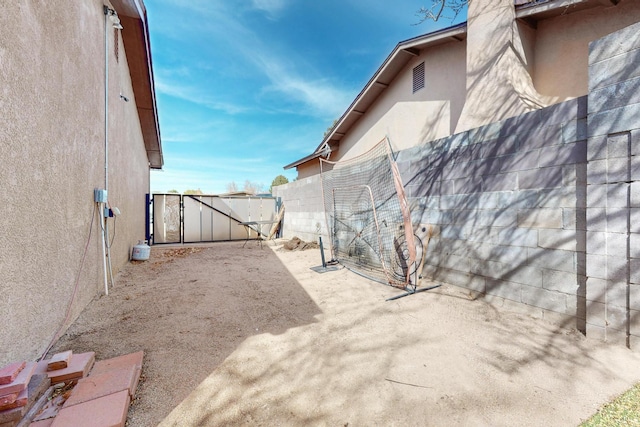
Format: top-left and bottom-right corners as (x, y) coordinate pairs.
(51, 240), (640, 426)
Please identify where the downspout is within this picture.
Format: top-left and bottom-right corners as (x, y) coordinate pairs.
(101, 6), (110, 296)
(103, 6), (123, 291)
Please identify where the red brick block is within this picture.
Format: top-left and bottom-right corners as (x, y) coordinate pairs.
(0, 393), (17, 407)
(0, 363), (35, 397)
(35, 352), (94, 383)
(0, 374), (50, 424)
(47, 351), (72, 372)
(51, 390), (130, 427)
(0, 362), (26, 385)
(0, 387), (27, 411)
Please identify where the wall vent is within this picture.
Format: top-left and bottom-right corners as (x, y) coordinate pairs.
(413, 61), (425, 93)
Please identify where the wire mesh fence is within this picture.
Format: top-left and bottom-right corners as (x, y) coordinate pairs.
(320, 138), (417, 290)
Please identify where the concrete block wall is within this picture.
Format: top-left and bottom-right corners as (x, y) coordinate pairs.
(272, 175), (328, 243)
(397, 98), (588, 325)
(274, 21), (640, 346)
(585, 21), (640, 346)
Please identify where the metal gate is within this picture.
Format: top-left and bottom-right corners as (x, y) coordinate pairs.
(148, 194), (278, 244)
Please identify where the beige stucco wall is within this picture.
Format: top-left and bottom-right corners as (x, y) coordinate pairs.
(533, 0), (640, 99)
(296, 161), (322, 179)
(336, 40), (466, 161)
(0, 1), (151, 365)
(455, 0), (556, 133)
(294, 0), (640, 180)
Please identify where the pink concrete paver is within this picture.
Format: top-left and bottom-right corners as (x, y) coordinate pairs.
(30, 419), (54, 427)
(51, 390), (130, 427)
(0, 363), (35, 397)
(35, 352), (94, 383)
(90, 351), (143, 376)
(63, 365), (139, 408)
(0, 362), (26, 385)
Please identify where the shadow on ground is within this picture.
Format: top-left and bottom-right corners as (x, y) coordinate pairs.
(154, 245), (640, 427)
(51, 241), (321, 426)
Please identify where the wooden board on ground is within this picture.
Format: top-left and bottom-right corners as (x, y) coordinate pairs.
(268, 204), (285, 240)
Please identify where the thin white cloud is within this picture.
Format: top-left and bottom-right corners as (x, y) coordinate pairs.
(155, 78), (250, 115)
(247, 48), (354, 119)
(152, 1), (352, 119)
(250, 0), (287, 16)
(260, 73), (353, 119)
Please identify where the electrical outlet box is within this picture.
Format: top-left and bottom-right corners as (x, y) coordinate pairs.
(94, 189), (108, 203)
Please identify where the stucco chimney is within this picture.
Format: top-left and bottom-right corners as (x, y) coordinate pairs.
(455, 0), (555, 133)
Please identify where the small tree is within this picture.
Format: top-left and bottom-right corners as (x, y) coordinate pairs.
(269, 175), (289, 193)
(323, 119), (339, 139)
(416, 0), (468, 23)
(226, 181), (239, 193)
(243, 180), (264, 195)
(184, 189), (203, 195)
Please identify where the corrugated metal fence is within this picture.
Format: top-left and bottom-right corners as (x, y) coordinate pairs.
(150, 194), (278, 244)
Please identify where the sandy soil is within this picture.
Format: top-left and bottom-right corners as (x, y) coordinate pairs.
(51, 240), (640, 426)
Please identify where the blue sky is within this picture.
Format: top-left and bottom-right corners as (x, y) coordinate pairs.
(146, 0), (465, 194)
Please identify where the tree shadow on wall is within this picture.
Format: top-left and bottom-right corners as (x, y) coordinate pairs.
(398, 92), (638, 364)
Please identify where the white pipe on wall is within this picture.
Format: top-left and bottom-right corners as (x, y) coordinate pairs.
(102, 8), (110, 296)
(103, 6), (120, 293)
(104, 6), (110, 196)
(99, 202), (109, 296)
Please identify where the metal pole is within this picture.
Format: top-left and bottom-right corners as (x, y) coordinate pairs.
(319, 236), (326, 268)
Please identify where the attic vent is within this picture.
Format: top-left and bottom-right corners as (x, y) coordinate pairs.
(114, 29), (119, 63)
(413, 61), (425, 93)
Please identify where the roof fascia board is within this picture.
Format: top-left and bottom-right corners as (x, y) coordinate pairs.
(283, 151), (324, 170)
(515, 0), (602, 19)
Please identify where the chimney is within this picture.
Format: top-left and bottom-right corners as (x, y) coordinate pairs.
(455, 0), (556, 133)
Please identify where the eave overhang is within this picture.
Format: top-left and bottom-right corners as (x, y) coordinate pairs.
(111, 0), (164, 169)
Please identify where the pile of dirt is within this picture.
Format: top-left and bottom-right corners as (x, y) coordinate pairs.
(280, 236), (319, 251)
(160, 247), (203, 259)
